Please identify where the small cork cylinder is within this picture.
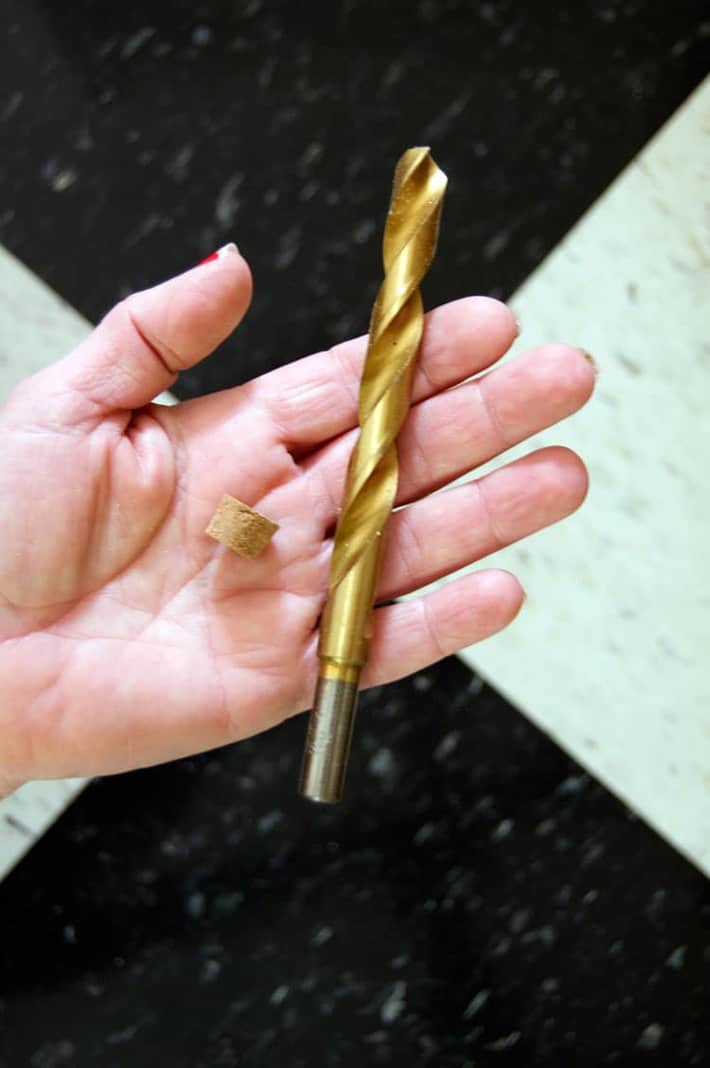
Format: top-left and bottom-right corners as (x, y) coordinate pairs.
(205, 494), (279, 558)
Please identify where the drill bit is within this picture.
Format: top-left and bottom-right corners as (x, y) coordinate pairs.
(300, 147), (447, 803)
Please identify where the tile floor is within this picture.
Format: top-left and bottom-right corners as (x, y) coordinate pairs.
(0, 5), (707, 1065)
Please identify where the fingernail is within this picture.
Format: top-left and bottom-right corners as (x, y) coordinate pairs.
(514, 314), (522, 337)
(580, 349), (598, 375)
(198, 242), (239, 265)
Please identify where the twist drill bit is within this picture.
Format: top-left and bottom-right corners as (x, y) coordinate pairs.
(300, 147), (447, 803)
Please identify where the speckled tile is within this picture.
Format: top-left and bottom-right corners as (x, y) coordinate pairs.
(1, 662), (708, 1067)
(457, 76), (710, 875)
(0, 244), (91, 391)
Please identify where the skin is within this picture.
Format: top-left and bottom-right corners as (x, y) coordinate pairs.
(0, 247), (594, 794)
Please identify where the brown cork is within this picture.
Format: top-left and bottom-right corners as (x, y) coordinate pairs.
(205, 494), (279, 558)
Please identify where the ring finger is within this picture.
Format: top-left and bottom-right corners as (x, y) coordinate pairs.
(377, 445), (588, 600)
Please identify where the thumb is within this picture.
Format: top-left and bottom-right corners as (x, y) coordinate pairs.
(12, 243), (252, 423)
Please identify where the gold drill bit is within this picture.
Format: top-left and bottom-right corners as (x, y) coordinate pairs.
(299, 147), (447, 803)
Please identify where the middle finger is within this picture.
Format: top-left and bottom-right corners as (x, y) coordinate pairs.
(303, 342), (594, 526)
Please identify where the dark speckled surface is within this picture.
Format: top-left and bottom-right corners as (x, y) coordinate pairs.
(1, 2), (709, 1066)
(1, 2), (708, 396)
(2, 664), (709, 1066)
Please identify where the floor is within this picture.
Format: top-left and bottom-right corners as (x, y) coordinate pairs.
(459, 78), (710, 875)
(0, 3), (708, 1066)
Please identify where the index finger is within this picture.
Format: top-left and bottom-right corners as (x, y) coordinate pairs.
(258, 296), (518, 454)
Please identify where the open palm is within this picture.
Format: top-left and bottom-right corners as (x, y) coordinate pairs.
(0, 247), (593, 792)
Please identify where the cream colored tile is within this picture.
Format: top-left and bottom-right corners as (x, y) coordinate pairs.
(0, 243), (175, 405)
(457, 77), (710, 875)
(0, 779), (87, 879)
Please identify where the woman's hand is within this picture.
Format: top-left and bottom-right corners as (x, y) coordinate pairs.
(0, 245), (593, 790)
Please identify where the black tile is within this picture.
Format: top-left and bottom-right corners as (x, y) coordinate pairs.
(0, 2), (707, 398)
(1, 661), (709, 1066)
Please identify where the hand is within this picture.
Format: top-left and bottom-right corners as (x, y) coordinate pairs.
(0, 246), (594, 791)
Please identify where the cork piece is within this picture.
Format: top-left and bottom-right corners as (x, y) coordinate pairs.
(205, 494), (279, 558)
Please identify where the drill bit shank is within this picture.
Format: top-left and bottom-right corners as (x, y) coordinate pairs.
(300, 147), (447, 803)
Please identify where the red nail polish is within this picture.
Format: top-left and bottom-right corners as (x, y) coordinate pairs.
(198, 242), (239, 266)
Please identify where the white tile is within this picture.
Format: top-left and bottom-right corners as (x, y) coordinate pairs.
(457, 76), (710, 875)
(0, 244), (176, 405)
(0, 245), (175, 881)
(0, 245), (91, 394)
(0, 779), (87, 878)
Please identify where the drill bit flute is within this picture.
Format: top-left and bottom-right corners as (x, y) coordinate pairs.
(299, 147), (447, 803)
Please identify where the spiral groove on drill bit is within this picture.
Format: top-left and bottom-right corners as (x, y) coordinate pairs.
(329, 148), (448, 591)
(300, 148), (447, 803)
